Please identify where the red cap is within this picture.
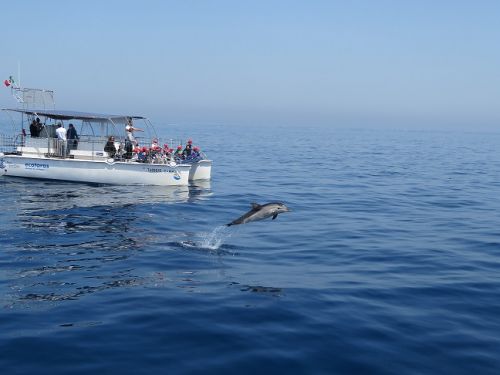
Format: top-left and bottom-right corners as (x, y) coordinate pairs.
(177, 145), (182, 150)
(194, 146), (199, 151)
(163, 144), (169, 148)
(187, 139), (192, 144)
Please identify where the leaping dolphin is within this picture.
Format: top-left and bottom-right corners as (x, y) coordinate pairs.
(226, 202), (291, 226)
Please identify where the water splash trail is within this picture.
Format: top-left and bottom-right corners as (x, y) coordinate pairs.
(200, 225), (232, 250)
(180, 225), (234, 251)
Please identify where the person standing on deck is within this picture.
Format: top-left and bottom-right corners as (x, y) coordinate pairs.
(67, 123), (79, 151)
(124, 118), (143, 159)
(55, 123), (67, 157)
(125, 118), (144, 146)
(35, 117), (44, 136)
(29, 120), (38, 137)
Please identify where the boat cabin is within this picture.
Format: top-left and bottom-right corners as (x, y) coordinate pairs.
(1, 108), (157, 161)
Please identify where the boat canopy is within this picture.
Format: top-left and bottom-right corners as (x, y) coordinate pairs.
(1, 108), (145, 122)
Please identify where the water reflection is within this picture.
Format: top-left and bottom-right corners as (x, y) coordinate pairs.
(6, 178), (212, 212)
(19, 277), (144, 302)
(188, 180), (213, 202)
(1, 179), (213, 307)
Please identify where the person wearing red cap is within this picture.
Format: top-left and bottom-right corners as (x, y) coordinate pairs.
(191, 146), (201, 160)
(151, 138), (160, 150)
(163, 144), (173, 161)
(137, 146), (149, 162)
(174, 145), (184, 160)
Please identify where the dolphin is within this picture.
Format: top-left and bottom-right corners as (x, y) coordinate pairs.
(226, 202), (290, 226)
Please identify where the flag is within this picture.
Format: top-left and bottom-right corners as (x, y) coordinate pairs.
(4, 75), (15, 87)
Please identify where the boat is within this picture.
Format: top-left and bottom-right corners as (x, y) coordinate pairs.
(0, 88), (212, 186)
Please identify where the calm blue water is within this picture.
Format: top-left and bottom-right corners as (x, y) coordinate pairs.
(1, 125), (500, 374)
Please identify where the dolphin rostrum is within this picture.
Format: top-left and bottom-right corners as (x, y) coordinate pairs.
(226, 202), (290, 226)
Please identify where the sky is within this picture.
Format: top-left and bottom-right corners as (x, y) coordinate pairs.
(1, 0), (499, 129)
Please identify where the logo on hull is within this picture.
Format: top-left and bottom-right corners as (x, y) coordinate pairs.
(25, 162), (49, 170)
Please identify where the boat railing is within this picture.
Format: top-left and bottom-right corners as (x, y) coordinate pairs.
(19, 135), (109, 160)
(0, 133), (19, 154)
(25, 137), (73, 158)
(5, 133), (209, 163)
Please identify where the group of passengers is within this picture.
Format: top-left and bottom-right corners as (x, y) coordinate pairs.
(172, 139), (202, 161)
(104, 120), (203, 163)
(29, 118), (79, 150)
(28, 118), (79, 157)
(106, 138), (202, 163)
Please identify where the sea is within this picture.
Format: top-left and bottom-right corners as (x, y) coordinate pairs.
(1, 124), (500, 374)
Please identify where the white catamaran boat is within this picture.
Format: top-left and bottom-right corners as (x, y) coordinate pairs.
(0, 87), (212, 186)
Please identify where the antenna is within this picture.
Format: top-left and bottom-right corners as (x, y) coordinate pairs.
(17, 61), (21, 87)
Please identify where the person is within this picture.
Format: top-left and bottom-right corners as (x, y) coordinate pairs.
(138, 146), (149, 162)
(183, 139), (193, 157)
(163, 144), (173, 160)
(191, 146), (201, 160)
(104, 136), (116, 158)
(174, 145), (184, 160)
(151, 138), (160, 150)
(35, 117), (43, 136)
(55, 123), (67, 156)
(29, 120), (38, 137)
(124, 118), (143, 159)
(125, 118), (143, 146)
(67, 123), (79, 151)
(124, 140), (133, 159)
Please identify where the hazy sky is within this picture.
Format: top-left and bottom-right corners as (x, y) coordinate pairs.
(1, 0), (499, 129)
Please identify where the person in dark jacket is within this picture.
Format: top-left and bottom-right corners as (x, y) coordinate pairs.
(67, 123), (79, 150)
(29, 120), (38, 137)
(104, 136), (116, 158)
(183, 139), (193, 157)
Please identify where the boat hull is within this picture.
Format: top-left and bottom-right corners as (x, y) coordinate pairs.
(0, 155), (190, 186)
(188, 159), (212, 180)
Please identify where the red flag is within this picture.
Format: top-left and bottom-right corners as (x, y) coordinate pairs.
(4, 79), (11, 87)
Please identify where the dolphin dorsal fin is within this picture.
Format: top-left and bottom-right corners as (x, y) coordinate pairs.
(251, 202), (262, 210)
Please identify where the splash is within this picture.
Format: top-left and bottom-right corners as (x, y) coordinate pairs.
(180, 225), (233, 251)
(200, 225), (232, 250)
